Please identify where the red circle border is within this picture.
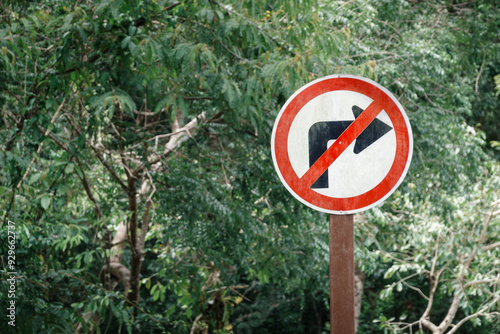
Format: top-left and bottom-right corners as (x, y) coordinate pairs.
(271, 75), (412, 214)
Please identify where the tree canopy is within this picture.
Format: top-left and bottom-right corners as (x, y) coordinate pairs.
(1, 0), (499, 333)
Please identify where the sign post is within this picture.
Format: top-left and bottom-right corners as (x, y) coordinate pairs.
(329, 214), (354, 333)
(271, 75), (413, 333)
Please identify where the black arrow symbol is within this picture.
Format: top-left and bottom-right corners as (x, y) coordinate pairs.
(308, 105), (393, 189)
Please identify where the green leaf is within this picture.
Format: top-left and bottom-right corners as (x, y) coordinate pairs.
(121, 36), (131, 49)
(65, 163), (74, 174)
(493, 74), (500, 96)
(153, 289), (160, 301)
(62, 14), (74, 30)
(76, 26), (88, 44)
(166, 305), (176, 319)
(122, 309), (132, 334)
(128, 40), (136, 54)
(41, 195), (50, 210)
(110, 302), (121, 321)
(128, 25), (136, 36)
(28, 172), (41, 185)
(100, 71), (110, 86)
(111, 0), (122, 18)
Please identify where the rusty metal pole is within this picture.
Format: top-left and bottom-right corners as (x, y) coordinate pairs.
(329, 214), (355, 334)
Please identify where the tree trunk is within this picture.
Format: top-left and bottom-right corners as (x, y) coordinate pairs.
(94, 112), (205, 303)
(98, 221), (131, 292)
(126, 176), (141, 302)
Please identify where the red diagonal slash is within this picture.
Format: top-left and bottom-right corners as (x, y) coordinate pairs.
(272, 75), (412, 213)
(299, 98), (387, 189)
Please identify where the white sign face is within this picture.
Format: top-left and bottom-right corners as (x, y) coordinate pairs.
(271, 75), (413, 214)
(287, 90), (397, 198)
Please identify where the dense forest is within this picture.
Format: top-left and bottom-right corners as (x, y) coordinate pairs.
(1, 0), (499, 333)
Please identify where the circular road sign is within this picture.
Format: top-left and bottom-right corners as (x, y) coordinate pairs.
(271, 74), (413, 214)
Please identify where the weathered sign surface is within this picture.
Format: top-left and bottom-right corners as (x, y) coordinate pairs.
(271, 74), (413, 214)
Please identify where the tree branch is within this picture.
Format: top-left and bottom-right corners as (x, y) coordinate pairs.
(138, 111), (206, 172)
(463, 278), (498, 289)
(137, 199), (153, 256)
(433, 198), (497, 333)
(446, 295), (500, 334)
(36, 124), (69, 151)
(396, 272), (429, 301)
(482, 241), (500, 251)
(89, 142), (129, 192)
(420, 234), (445, 332)
(63, 110), (129, 191)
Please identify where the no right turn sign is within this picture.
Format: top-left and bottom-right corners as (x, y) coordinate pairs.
(271, 74), (413, 214)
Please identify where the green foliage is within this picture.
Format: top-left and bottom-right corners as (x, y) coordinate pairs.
(1, 0), (499, 333)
